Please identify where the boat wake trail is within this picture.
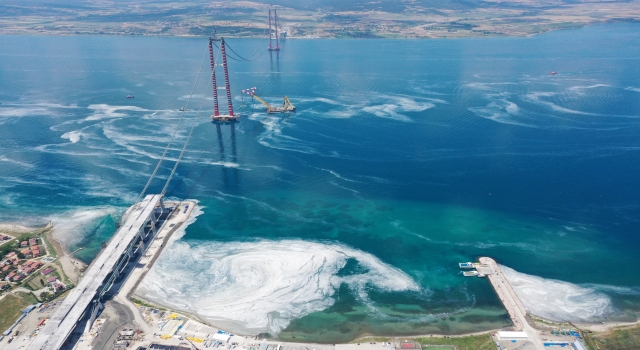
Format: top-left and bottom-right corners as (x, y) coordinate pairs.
(137, 239), (419, 335)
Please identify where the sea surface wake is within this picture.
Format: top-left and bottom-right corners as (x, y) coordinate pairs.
(137, 239), (420, 334)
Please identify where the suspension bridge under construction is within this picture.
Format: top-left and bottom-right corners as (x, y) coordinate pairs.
(26, 37), (241, 350)
(25, 32), (298, 349)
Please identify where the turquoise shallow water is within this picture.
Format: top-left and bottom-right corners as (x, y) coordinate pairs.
(1, 24), (640, 342)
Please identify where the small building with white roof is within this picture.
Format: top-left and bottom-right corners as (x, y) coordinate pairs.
(496, 331), (528, 341)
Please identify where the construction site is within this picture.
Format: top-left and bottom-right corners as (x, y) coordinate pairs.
(207, 18), (295, 121)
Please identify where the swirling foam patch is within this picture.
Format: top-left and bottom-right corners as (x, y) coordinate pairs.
(501, 265), (613, 321)
(137, 240), (419, 334)
(49, 207), (118, 247)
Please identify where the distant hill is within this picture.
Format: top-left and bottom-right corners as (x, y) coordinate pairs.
(1, 0), (639, 38)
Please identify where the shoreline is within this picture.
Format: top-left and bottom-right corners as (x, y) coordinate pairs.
(126, 200), (197, 301)
(46, 223), (88, 284)
(0, 223), (40, 234)
(130, 290), (504, 343)
(2, 214), (637, 346)
(0, 21), (630, 40)
(126, 200), (223, 330)
(129, 248), (638, 346)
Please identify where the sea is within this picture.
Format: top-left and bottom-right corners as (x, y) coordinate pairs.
(1, 23), (639, 343)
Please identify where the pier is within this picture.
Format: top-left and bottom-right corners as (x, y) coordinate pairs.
(478, 257), (545, 350)
(27, 195), (168, 350)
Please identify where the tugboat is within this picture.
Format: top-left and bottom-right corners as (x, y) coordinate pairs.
(126, 95), (134, 99)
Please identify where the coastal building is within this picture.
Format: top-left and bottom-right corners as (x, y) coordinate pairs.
(5, 272), (16, 281)
(572, 341), (588, 350)
(496, 331), (528, 341)
(53, 282), (65, 291)
(41, 268), (54, 275)
(47, 277), (57, 283)
(21, 241), (28, 247)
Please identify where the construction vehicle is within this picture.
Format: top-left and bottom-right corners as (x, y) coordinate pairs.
(251, 94), (296, 113)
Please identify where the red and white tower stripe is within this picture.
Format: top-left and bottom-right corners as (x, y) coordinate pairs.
(220, 38), (234, 117)
(209, 37), (234, 117)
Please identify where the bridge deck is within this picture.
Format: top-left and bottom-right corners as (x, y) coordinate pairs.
(28, 194), (162, 350)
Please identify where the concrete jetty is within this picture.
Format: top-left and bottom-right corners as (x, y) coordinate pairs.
(478, 257), (545, 350)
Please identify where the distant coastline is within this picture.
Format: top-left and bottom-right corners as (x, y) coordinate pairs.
(0, 22), (613, 39)
(1, 0), (639, 39)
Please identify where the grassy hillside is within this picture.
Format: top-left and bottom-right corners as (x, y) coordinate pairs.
(584, 325), (640, 350)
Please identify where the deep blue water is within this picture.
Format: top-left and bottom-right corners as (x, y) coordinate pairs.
(1, 24), (640, 341)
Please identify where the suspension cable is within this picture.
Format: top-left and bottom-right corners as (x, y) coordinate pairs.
(225, 41), (266, 61)
(161, 78), (211, 196)
(135, 46), (209, 204)
(213, 41), (266, 62)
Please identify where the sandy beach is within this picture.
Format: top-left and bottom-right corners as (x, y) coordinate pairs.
(0, 223), (36, 234)
(47, 228), (87, 284)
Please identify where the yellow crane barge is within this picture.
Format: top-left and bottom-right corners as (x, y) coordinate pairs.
(251, 94), (296, 114)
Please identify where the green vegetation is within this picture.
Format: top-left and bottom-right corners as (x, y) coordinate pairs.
(25, 276), (41, 291)
(0, 292), (38, 331)
(583, 325), (640, 350)
(41, 230), (57, 258)
(416, 333), (495, 350)
(21, 264), (55, 291)
(0, 239), (19, 258)
(52, 261), (71, 285)
(38, 284), (73, 302)
(351, 337), (393, 344)
(131, 297), (167, 311)
(352, 337), (391, 343)
(0, 227), (52, 260)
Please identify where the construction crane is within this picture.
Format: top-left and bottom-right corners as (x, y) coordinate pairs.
(251, 94), (296, 113)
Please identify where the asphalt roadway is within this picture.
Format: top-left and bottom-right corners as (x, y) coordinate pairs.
(89, 300), (135, 350)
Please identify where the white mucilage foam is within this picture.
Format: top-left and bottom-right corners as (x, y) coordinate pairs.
(501, 265), (614, 321)
(61, 130), (82, 143)
(49, 207), (118, 247)
(137, 239), (419, 335)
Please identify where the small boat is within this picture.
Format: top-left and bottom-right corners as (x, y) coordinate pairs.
(550, 71), (558, 75)
(459, 262), (475, 269)
(126, 95), (134, 99)
(179, 107), (190, 111)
